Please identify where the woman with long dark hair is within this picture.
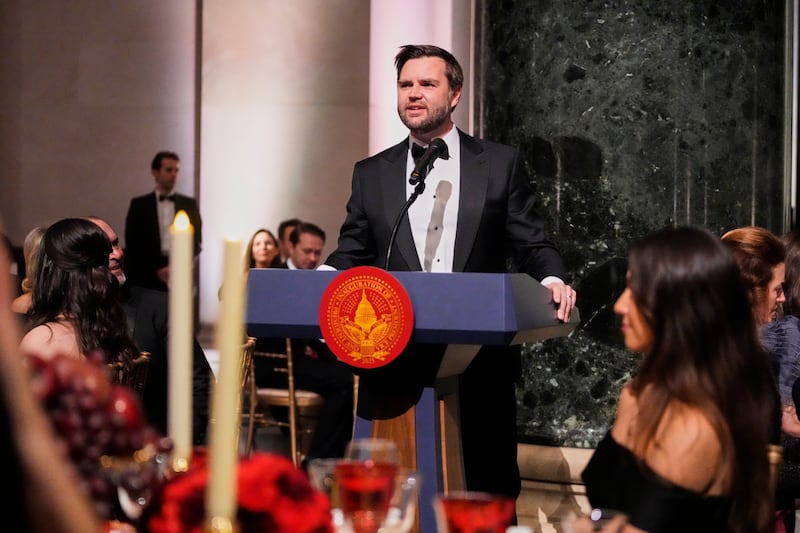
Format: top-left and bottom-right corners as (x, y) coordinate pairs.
(572, 226), (777, 533)
(19, 218), (137, 368)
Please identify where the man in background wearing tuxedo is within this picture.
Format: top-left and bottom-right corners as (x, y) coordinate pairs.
(324, 44), (577, 507)
(124, 151), (202, 292)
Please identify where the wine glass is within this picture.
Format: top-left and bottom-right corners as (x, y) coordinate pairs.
(335, 459), (398, 533)
(344, 438), (399, 465)
(433, 491), (515, 533)
(380, 467), (422, 533)
(310, 458), (421, 533)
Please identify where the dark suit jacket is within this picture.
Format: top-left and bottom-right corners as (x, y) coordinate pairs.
(325, 129), (566, 388)
(323, 129), (566, 497)
(124, 192), (202, 291)
(121, 284), (211, 445)
(325, 129), (565, 277)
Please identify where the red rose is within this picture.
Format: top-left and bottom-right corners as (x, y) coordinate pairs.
(145, 450), (333, 533)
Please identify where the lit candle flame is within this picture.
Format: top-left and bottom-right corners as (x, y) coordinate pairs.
(174, 210), (191, 231)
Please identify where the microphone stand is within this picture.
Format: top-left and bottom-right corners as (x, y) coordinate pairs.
(384, 173), (428, 271)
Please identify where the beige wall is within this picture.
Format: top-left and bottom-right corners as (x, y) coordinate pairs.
(0, 0), (371, 324)
(0, 0), (480, 325)
(0, 1), (197, 245)
(199, 0), (369, 323)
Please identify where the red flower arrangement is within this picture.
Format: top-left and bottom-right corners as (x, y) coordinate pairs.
(145, 449), (333, 533)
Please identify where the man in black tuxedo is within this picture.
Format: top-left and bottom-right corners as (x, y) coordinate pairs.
(124, 151), (202, 292)
(90, 216), (211, 445)
(324, 45), (577, 503)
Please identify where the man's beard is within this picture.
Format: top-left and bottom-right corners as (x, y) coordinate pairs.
(399, 104), (451, 135)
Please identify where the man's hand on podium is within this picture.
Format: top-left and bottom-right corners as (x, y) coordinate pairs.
(542, 278), (577, 323)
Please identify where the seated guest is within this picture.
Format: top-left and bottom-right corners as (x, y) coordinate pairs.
(19, 218), (138, 369)
(721, 226), (793, 529)
(721, 226), (786, 326)
(276, 217), (301, 264)
(569, 226), (777, 533)
(245, 228), (282, 269)
(11, 225), (46, 317)
(223, 228), (283, 300)
(255, 222), (354, 460)
(753, 228), (800, 530)
(774, 229), (800, 423)
(0, 219), (101, 532)
(88, 216), (211, 445)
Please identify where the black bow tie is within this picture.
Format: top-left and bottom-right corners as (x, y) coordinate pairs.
(158, 194), (175, 202)
(411, 142), (449, 163)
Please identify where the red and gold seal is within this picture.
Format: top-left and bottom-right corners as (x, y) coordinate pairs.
(319, 266), (414, 369)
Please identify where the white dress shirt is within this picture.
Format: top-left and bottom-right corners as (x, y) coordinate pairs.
(156, 190), (176, 255)
(406, 127), (461, 272)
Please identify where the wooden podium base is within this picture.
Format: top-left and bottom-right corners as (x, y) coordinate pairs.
(354, 377), (464, 533)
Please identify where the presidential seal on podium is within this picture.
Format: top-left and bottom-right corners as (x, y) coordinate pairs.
(319, 266), (414, 369)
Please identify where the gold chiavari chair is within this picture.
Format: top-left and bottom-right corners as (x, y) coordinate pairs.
(107, 352), (151, 399)
(242, 338), (324, 466)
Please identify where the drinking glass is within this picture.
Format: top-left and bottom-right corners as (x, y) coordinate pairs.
(311, 459), (421, 533)
(307, 458), (345, 529)
(335, 459), (398, 533)
(380, 467), (422, 533)
(433, 491), (515, 533)
(344, 438), (399, 465)
(562, 508), (628, 533)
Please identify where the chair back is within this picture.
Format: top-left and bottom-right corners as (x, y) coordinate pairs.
(237, 337), (256, 452)
(768, 443), (783, 495)
(249, 338), (324, 465)
(107, 352), (150, 398)
(241, 337), (256, 389)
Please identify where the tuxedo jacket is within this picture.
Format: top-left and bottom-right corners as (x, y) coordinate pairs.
(124, 191), (202, 291)
(324, 129), (567, 414)
(325, 129), (565, 277)
(121, 284), (211, 444)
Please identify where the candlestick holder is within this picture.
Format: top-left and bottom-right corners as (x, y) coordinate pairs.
(204, 516), (239, 533)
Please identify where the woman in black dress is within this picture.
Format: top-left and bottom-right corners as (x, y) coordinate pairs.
(571, 226), (777, 533)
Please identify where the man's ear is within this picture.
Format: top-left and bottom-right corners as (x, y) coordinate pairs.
(450, 86), (462, 109)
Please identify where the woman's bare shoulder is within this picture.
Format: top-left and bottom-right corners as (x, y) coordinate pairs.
(648, 403), (725, 494)
(20, 322), (81, 360)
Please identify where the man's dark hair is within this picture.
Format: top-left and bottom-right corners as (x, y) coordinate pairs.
(289, 222), (325, 246)
(278, 218), (302, 241)
(151, 151), (180, 171)
(394, 44), (464, 91)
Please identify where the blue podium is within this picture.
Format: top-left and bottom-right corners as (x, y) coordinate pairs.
(246, 269), (578, 533)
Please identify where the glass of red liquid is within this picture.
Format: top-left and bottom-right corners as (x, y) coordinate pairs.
(344, 438), (399, 464)
(334, 460), (399, 533)
(433, 491), (515, 533)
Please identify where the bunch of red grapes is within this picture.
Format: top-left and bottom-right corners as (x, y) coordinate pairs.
(28, 354), (173, 522)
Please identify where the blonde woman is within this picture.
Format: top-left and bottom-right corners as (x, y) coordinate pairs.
(10, 225), (46, 315)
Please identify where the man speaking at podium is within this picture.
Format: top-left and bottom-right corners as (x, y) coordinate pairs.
(324, 44), (576, 505)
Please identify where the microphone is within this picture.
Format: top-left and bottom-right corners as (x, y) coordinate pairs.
(385, 138), (449, 270)
(409, 138), (448, 185)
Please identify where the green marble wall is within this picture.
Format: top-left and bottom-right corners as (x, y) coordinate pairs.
(477, 0), (789, 447)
